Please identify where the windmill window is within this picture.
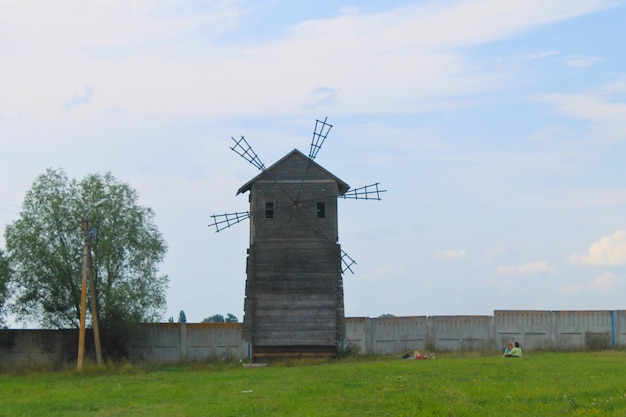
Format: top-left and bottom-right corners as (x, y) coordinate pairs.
(316, 202), (326, 218)
(265, 201), (274, 219)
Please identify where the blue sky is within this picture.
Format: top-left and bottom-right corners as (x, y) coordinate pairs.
(1, 0), (626, 324)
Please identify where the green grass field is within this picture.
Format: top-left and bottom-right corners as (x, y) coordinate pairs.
(1, 351), (625, 416)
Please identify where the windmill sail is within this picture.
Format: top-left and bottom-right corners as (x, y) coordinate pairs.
(341, 249), (356, 274)
(230, 136), (265, 171)
(208, 211), (250, 232)
(309, 117), (333, 160)
(341, 183), (387, 200)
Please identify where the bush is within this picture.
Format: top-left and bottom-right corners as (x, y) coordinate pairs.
(100, 309), (142, 362)
(0, 327), (15, 348)
(337, 342), (361, 358)
(585, 331), (611, 351)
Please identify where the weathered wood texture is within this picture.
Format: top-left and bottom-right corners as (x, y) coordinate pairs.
(241, 150), (347, 357)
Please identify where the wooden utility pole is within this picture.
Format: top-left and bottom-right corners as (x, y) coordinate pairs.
(86, 220), (103, 365)
(77, 223), (89, 370)
(77, 218), (103, 370)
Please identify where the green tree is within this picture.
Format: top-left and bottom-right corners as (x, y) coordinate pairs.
(0, 249), (11, 327)
(4, 168), (168, 356)
(202, 313), (238, 323)
(202, 314), (225, 323)
(178, 310), (187, 323)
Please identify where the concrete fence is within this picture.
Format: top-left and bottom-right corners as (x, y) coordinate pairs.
(0, 329), (79, 367)
(345, 310), (624, 354)
(129, 322), (247, 362)
(1, 310), (623, 367)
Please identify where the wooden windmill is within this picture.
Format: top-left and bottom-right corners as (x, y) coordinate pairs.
(209, 118), (385, 361)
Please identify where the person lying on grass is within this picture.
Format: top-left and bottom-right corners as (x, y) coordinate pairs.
(400, 350), (435, 359)
(413, 350), (435, 360)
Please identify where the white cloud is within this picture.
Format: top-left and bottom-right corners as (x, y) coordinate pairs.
(559, 186), (626, 209)
(436, 249), (468, 259)
(0, 1), (242, 53)
(601, 78), (626, 95)
(496, 260), (558, 276)
(589, 272), (616, 290)
(65, 84), (95, 110)
(0, 0), (618, 122)
(514, 50), (560, 61)
(534, 87), (626, 144)
(536, 92), (626, 123)
(360, 264), (395, 282)
(306, 86), (338, 109)
(566, 55), (601, 68)
(571, 230), (626, 266)
(562, 283), (583, 293)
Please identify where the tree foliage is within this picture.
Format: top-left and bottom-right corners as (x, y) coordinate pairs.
(178, 310), (187, 323)
(4, 168), (168, 334)
(202, 314), (224, 323)
(202, 313), (238, 323)
(0, 249), (11, 327)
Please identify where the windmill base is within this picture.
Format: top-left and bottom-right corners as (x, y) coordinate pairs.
(252, 345), (337, 362)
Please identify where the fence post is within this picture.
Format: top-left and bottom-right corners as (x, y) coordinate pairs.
(365, 317), (374, 355)
(488, 316), (496, 350)
(549, 311), (558, 348)
(426, 316), (435, 350)
(180, 323), (188, 362)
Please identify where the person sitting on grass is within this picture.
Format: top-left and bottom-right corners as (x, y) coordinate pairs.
(503, 342), (513, 357)
(504, 342), (522, 358)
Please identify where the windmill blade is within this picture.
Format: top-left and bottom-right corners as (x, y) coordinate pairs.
(341, 249), (356, 275)
(309, 117), (333, 160)
(208, 211), (250, 232)
(231, 135), (303, 205)
(341, 183), (387, 200)
(230, 136), (266, 171)
(290, 203), (357, 276)
(210, 200), (290, 238)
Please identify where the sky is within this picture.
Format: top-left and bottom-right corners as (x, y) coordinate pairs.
(1, 0), (626, 325)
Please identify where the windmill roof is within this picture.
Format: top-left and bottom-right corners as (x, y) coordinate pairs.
(237, 149), (350, 196)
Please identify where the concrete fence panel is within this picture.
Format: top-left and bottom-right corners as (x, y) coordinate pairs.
(495, 310), (553, 350)
(432, 316), (493, 351)
(617, 311), (625, 346)
(185, 323), (246, 361)
(371, 316), (428, 354)
(555, 310), (612, 349)
(344, 317), (370, 354)
(0, 329), (78, 369)
(130, 323), (182, 361)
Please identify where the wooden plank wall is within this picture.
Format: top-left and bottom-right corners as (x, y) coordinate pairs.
(244, 243), (344, 348)
(242, 151), (346, 357)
